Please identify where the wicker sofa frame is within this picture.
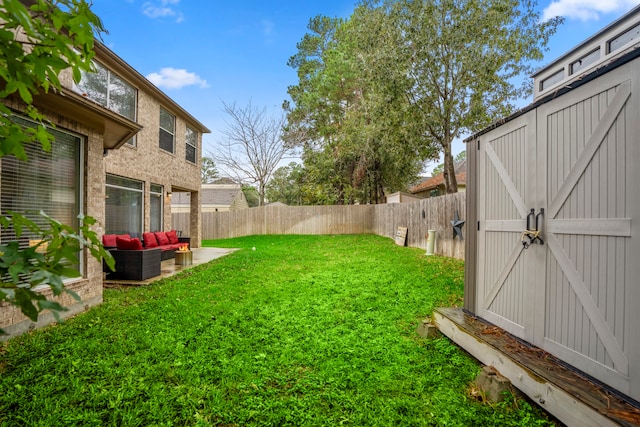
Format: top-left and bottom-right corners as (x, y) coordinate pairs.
(105, 248), (162, 281)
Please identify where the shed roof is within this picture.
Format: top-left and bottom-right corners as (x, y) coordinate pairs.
(467, 6), (640, 143)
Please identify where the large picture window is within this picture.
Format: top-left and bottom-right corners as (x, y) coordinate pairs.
(105, 175), (143, 237)
(75, 62), (136, 120)
(185, 126), (197, 164)
(0, 117), (82, 270)
(159, 107), (175, 153)
(74, 61), (137, 146)
(150, 184), (163, 232)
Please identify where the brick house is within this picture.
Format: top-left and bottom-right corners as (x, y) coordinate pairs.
(0, 42), (209, 338)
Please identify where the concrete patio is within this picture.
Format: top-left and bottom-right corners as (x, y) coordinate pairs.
(103, 247), (237, 287)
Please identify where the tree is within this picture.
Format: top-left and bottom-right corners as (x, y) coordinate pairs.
(287, 0), (561, 197)
(0, 0), (113, 331)
(265, 162), (305, 205)
(200, 156), (219, 183)
(286, 7), (437, 204)
(213, 101), (292, 206)
(241, 185), (260, 208)
(386, 0), (561, 193)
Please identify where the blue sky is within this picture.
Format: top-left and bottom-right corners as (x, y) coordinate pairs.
(91, 0), (640, 171)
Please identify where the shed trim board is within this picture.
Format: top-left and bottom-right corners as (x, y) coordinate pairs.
(433, 308), (631, 427)
(468, 52), (640, 402)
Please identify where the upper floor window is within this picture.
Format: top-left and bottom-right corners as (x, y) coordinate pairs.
(185, 126), (197, 164)
(75, 62), (137, 121)
(159, 107), (175, 153)
(75, 61), (137, 146)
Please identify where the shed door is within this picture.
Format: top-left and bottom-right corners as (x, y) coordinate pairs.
(476, 112), (538, 340)
(477, 65), (638, 398)
(537, 69), (634, 394)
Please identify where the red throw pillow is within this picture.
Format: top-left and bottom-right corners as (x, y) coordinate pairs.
(166, 230), (179, 244)
(102, 234), (117, 247)
(129, 238), (143, 250)
(155, 231), (170, 246)
(116, 236), (143, 250)
(143, 232), (158, 248)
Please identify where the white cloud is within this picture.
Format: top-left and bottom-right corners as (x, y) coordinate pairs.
(542, 0), (640, 21)
(146, 68), (209, 90)
(142, 0), (184, 23)
(261, 19), (274, 36)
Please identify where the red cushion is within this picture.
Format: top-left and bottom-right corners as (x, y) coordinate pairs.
(102, 234), (117, 247)
(143, 232), (158, 248)
(155, 231), (170, 246)
(116, 236), (143, 250)
(166, 230), (179, 244)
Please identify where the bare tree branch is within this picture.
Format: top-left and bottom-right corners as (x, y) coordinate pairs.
(212, 101), (293, 206)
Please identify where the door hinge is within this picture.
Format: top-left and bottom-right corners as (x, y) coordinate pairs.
(477, 221), (480, 231)
(477, 139), (480, 150)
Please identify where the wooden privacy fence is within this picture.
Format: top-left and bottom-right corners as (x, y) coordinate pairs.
(172, 192), (466, 259)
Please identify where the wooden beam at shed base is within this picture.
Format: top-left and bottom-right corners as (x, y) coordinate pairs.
(433, 308), (640, 427)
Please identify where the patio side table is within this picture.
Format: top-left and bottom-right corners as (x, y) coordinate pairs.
(175, 250), (193, 266)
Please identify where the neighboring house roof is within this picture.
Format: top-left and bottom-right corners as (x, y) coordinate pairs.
(172, 184), (247, 209)
(265, 201), (288, 207)
(201, 185), (243, 206)
(410, 159), (467, 194)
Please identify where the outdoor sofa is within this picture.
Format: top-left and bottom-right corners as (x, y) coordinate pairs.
(102, 231), (190, 280)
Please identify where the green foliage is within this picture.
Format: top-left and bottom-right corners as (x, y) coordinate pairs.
(0, 0), (105, 158)
(242, 185), (260, 207)
(287, 9), (434, 204)
(0, 235), (555, 426)
(200, 156), (219, 183)
(265, 162), (305, 205)
(387, 0), (561, 193)
(0, 1), (109, 328)
(0, 212), (114, 327)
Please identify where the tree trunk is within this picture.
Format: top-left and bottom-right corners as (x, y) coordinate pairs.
(442, 138), (458, 194)
(259, 182), (265, 206)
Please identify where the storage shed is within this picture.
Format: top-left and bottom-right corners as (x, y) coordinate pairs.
(443, 5), (640, 422)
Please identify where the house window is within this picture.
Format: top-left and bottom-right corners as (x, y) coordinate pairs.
(150, 184), (163, 232)
(0, 116), (83, 272)
(105, 175), (143, 237)
(75, 61), (137, 146)
(185, 126), (197, 164)
(74, 62), (136, 121)
(159, 107), (175, 153)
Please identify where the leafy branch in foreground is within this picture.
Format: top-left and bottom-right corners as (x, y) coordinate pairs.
(0, 211), (114, 331)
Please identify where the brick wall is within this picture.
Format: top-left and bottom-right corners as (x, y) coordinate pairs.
(105, 90), (202, 247)
(0, 101), (106, 340)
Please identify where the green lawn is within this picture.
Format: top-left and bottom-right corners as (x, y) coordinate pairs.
(0, 235), (555, 426)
